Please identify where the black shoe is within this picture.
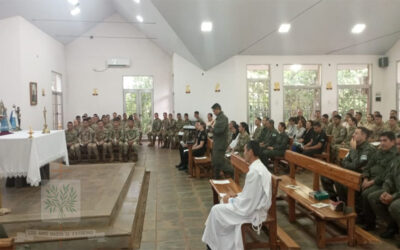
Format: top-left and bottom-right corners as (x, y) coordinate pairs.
(178, 165), (188, 171)
(362, 223), (376, 231)
(176, 163), (183, 168)
(380, 222), (399, 239)
(206, 245), (212, 250)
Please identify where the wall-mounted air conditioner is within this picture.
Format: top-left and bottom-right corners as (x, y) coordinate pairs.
(106, 58), (131, 67)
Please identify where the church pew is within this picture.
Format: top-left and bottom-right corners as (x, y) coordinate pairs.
(0, 238), (14, 250)
(224, 154), (300, 249)
(338, 148), (350, 162)
(280, 150), (379, 248)
(193, 138), (213, 178)
(314, 135), (333, 162)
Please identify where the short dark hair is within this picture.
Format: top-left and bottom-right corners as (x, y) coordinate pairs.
(184, 113), (188, 116)
(375, 113), (382, 118)
(356, 112), (362, 116)
(380, 131), (395, 141)
(334, 115), (342, 120)
(256, 117), (262, 122)
(76, 115), (81, 119)
(307, 120), (314, 126)
(246, 140), (261, 158)
(357, 127), (371, 139)
(177, 113), (181, 116)
(154, 112), (158, 115)
(68, 121), (73, 125)
(211, 103), (221, 110)
(313, 121), (321, 127)
(289, 117), (296, 122)
(350, 116), (357, 126)
(268, 119), (275, 126)
(322, 114), (329, 119)
(279, 122), (287, 130)
(194, 111), (199, 115)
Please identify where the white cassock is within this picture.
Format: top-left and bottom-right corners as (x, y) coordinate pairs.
(202, 159), (272, 250)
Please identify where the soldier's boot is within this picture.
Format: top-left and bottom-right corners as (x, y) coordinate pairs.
(94, 150), (99, 162)
(119, 152), (123, 162)
(380, 222), (398, 239)
(109, 148), (114, 162)
(76, 150), (81, 163)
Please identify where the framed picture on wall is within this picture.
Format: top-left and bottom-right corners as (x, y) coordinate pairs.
(30, 82), (38, 106)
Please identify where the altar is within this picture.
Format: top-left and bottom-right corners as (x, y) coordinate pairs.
(0, 130), (69, 186)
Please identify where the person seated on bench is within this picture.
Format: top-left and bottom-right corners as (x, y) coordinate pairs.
(259, 119), (278, 152)
(291, 119), (312, 152)
(202, 141), (272, 250)
(323, 127), (376, 204)
(79, 118), (97, 162)
(330, 115), (347, 161)
(331, 116), (357, 163)
(369, 156), (400, 245)
(176, 121), (207, 171)
(231, 122), (250, 156)
(148, 113), (162, 147)
(397, 134), (400, 153)
(286, 117), (297, 138)
(261, 122), (289, 166)
(226, 123), (239, 152)
(301, 121), (326, 157)
(360, 131), (398, 231)
(256, 117), (269, 144)
(252, 117), (263, 141)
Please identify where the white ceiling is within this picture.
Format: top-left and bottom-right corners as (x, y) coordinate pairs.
(0, 0), (400, 70)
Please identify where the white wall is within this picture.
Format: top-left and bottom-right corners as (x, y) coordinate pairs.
(173, 53), (385, 124)
(66, 14), (172, 122)
(0, 16), (66, 130)
(384, 40), (400, 116)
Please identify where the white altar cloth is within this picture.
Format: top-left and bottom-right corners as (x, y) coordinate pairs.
(0, 130), (69, 186)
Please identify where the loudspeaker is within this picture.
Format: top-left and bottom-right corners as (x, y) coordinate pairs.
(378, 57), (388, 68)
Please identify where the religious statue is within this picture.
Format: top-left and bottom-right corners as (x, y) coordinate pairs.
(0, 101), (10, 133)
(42, 107), (50, 134)
(9, 105), (20, 131)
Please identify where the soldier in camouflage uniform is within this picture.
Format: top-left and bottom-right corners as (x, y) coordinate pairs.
(109, 119), (127, 161)
(91, 115), (99, 131)
(385, 116), (400, 135)
(125, 118), (139, 161)
(78, 119), (96, 162)
(94, 120), (111, 162)
(161, 112), (170, 148)
(252, 117), (262, 141)
(148, 113), (162, 147)
(74, 115), (82, 134)
(65, 121), (80, 162)
(104, 115), (113, 131)
(331, 116), (357, 163)
(121, 113), (129, 129)
(167, 113), (177, 149)
(330, 115), (347, 162)
(173, 113), (185, 148)
(360, 131), (398, 230)
(133, 113), (142, 145)
(371, 113), (385, 141)
(232, 122), (250, 157)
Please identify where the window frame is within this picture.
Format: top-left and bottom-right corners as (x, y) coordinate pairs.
(282, 64), (322, 121)
(336, 63), (372, 117)
(246, 64), (271, 132)
(122, 75), (155, 117)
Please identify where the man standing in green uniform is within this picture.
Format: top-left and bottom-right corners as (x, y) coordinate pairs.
(211, 103), (231, 179)
(79, 119), (96, 162)
(65, 121), (80, 162)
(368, 157), (400, 243)
(252, 117), (262, 141)
(360, 131), (398, 230)
(331, 127), (376, 210)
(261, 122), (289, 165)
(94, 120), (111, 162)
(148, 113), (162, 147)
(110, 119), (127, 161)
(125, 118), (139, 161)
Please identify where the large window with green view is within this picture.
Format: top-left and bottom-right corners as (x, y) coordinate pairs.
(247, 65), (270, 133)
(283, 64), (321, 122)
(123, 76), (153, 136)
(337, 64), (371, 119)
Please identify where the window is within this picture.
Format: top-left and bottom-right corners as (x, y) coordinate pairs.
(51, 72), (63, 129)
(247, 65), (270, 132)
(283, 64), (321, 121)
(123, 76), (153, 135)
(337, 64), (371, 119)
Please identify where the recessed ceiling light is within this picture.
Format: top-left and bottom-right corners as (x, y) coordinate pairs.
(70, 6), (81, 16)
(136, 15), (144, 23)
(290, 64), (302, 72)
(201, 21), (213, 32)
(68, 0), (79, 5)
(278, 23), (291, 33)
(133, 0), (140, 3)
(351, 23), (366, 34)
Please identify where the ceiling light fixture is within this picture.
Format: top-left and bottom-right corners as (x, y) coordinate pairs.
(136, 15), (144, 23)
(133, 0), (140, 3)
(278, 23), (291, 33)
(201, 21), (213, 32)
(68, 0), (79, 5)
(351, 23), (366, 34)
(70, 6), (81, 16)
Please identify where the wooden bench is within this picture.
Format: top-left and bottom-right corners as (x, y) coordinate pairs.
(280, 150), (379, 248)
(193, 138), (213, 178)
(0, 238), (14, 250)
(272, 138), (294, 174)
(228, 155), (300, 250)
(314, 135), (333, 162)
(338, 148), (350, 163)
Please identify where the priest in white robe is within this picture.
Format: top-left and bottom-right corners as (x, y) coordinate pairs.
(202, 140), (272, 250)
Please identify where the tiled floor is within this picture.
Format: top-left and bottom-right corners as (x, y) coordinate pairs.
(138, 145), (399, 250)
